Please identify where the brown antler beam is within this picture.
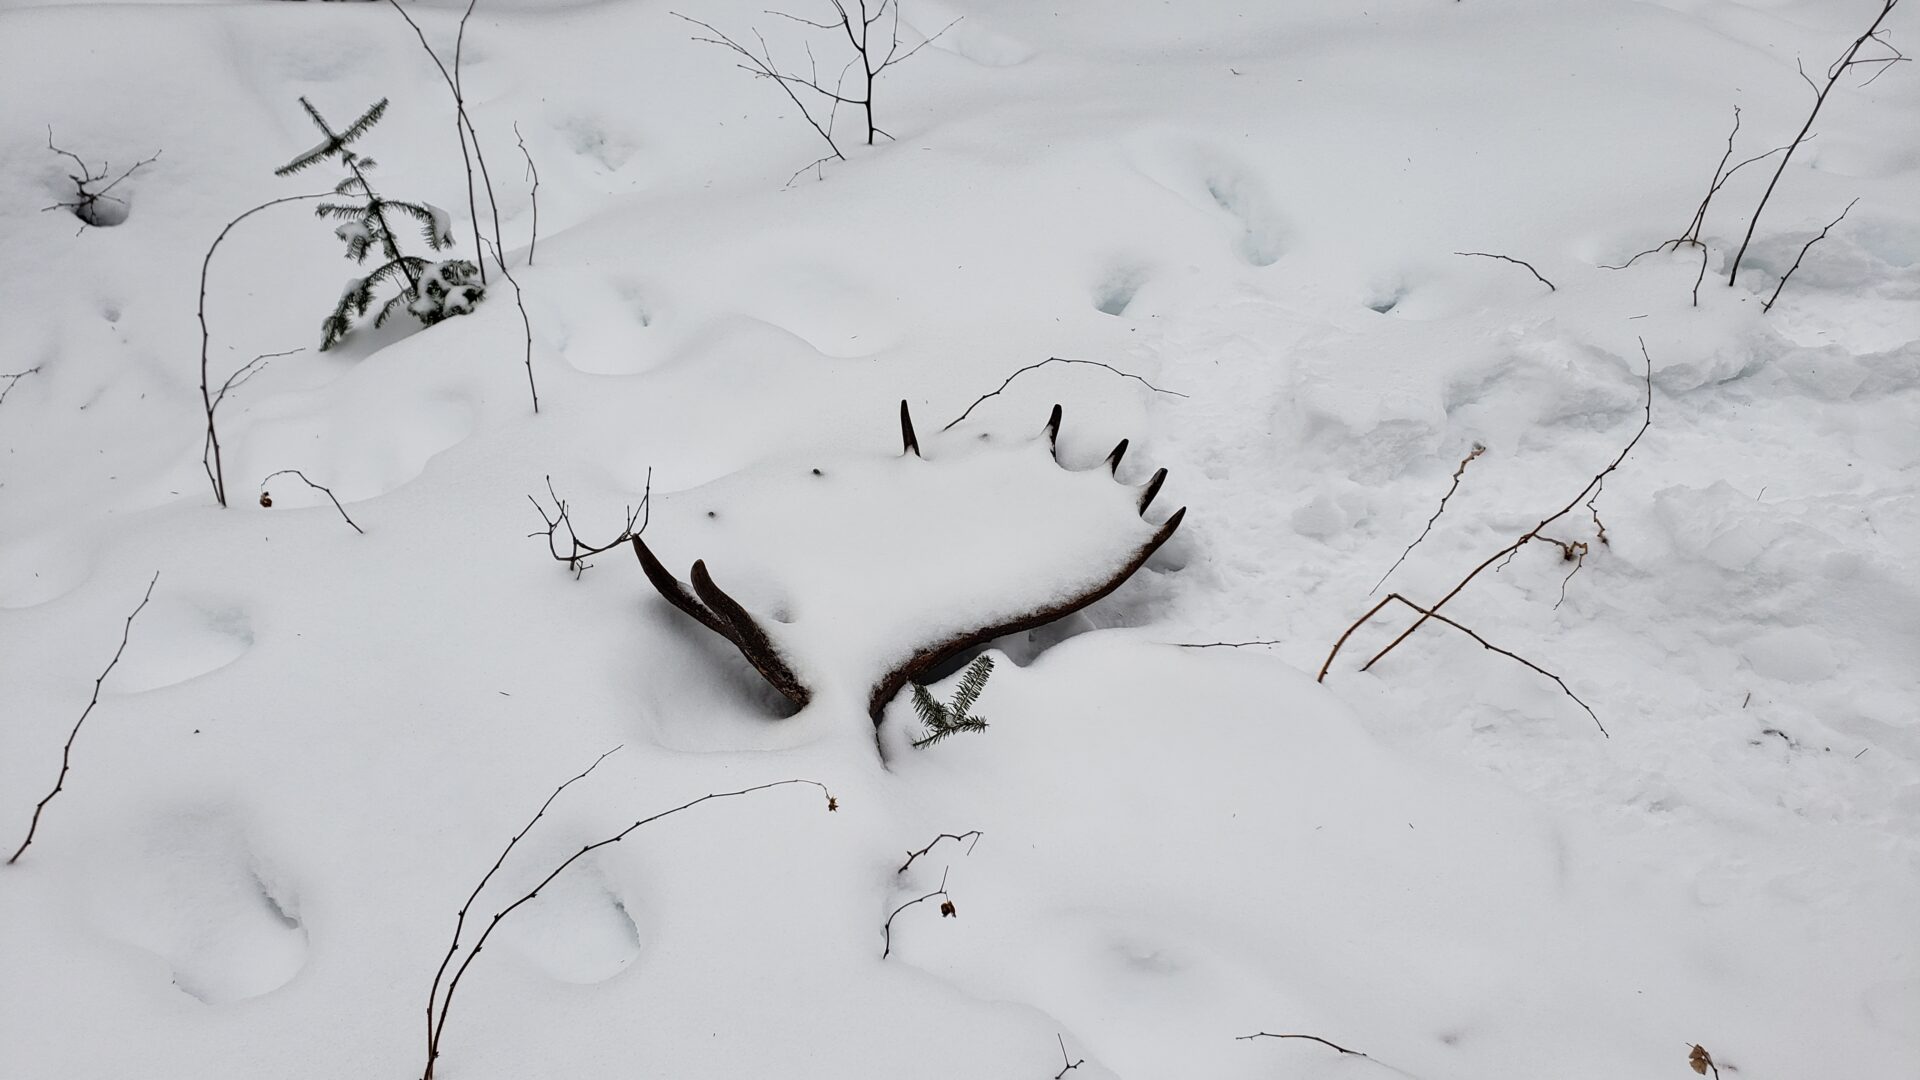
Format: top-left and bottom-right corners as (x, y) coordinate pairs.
(864, 505), (1185, 724)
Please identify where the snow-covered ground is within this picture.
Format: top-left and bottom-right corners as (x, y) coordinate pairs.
(2, 1), (1916, 1077)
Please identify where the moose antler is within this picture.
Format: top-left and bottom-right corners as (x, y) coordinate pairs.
(634, 401), (1185, 725)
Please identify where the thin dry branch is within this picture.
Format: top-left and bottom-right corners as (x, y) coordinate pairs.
(385, 0), (488, 283)
(1169, 639), (1283, 649)
(423, 746), (621, 1078)
(1764, 198), (1858, 312)
(514, 121), (539, 265)
(0, 366), (41, 409)
(200, 194), (328, 507)
(1382, 593), (1605, 735)
(8, 572), (159, 866)
(1236, 1032), (1369, 1057)
(480, 237), (540, 413)
(426, 775), (834, 1079)
(883, 865), (955, 958)
(1454, 251), (1555, 292)
(1729, 0), (1903, 285)
(259, 470), (365, 535)
(1372, 442), (1486, 594)
(1600, 108), (1793, 275)
(897, 829), (982, 874)
(943, 356), (1187, 431)
(528, 471), (652, 578)
(1319, 343), (1654, 734)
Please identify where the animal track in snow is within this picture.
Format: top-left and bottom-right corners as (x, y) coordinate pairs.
(1123, 138), (1289, 267)
(1202, 167), (1287, 267)
(83, 806), (307, 1004)
(101, 595), (251, 692)
(1092, 265), (1148, 316)
(494, 862), (646, 984)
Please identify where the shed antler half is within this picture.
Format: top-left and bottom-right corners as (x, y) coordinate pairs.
(634, 401), (1185, 725)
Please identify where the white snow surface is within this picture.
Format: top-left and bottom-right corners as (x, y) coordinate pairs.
(2, 2), (1917, 1079)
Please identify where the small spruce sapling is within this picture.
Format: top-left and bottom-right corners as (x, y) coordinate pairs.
(275, 97), (482, 350)
(911, 654), (993, 748)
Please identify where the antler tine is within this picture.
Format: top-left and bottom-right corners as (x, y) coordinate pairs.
(631, 537), (734, 639)
(1137, 467), (1167, 515)
(1105, 438), (1129, 475)
(900, 400), (921, 458)
(1045, 404), (1063, 457)
(690, 560), (813, 709)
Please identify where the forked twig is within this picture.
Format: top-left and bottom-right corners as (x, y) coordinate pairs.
(1372, 442), (1485, 593)
(944, 356), (1186, 431)
(425, 774), (835, 1079)
(1169, 638), (1282, 649)
(1763, 198), (1858, 312)
(259, 470), (365, 534)
(897, 829), (981, 874)
(1053, 1034), (1085, 1078)
(883, 865), (956, 958)
(8, 572), (159, 865)
(43, 128), (161, 228)
(529, 471), (651, 578)
(1454, 251), (1555, 292)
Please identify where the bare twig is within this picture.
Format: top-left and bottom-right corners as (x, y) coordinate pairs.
(883, 865), (956, 958)
(259, 470), (365, 534)
(1454, 251), (1555, 292)
(678, 0), (959, 175)
(423, 746), (620, 1079)
(897, 829), (981, 874)
(480, 237), (540, 413)
(1728, 0), (1903, 285)
(1053, 1034), (1085, 1078)
(1372, 442), (1486, 594)
(1600, 107), (1793, 276)
(1169, 639), (1283, 649)
(528, 471), (651, 578)
(8, 572), (159, 865)
(1763, 198), (1859, 312)
(203, 349), (302, 505)
(0, 366), (41, 409)
(514, 121), (539, 266)
(43, 129), (160, 228)
(1381, 593), (1604, 734)
(425, 775), (835, 1079)
(388, 0), (540, 412)
(944, 356), (1187, 431)
(678, 13), (847, 165)
(1237, 1032), (1369, 1057)
(385, 0), (487, 283)
(200, 194), (328, 507)
(1320, 344), (1653, 734)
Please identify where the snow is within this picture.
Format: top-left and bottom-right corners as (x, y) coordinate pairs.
(2, 2), (1917, 1079)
